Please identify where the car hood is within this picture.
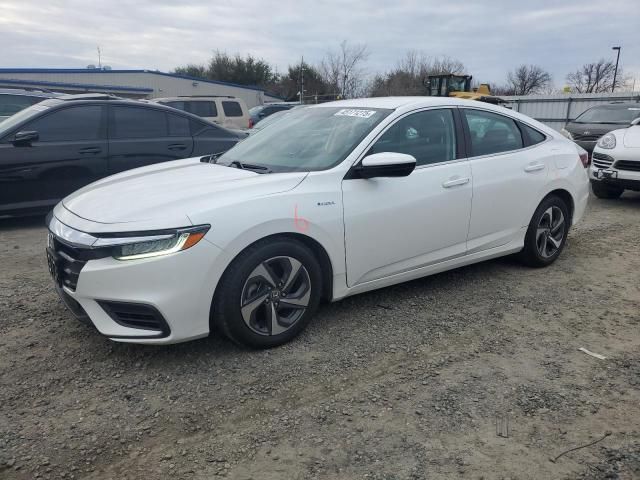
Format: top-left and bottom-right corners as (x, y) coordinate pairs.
(623, 126), (640, 148)
(61, 157), (307, 230)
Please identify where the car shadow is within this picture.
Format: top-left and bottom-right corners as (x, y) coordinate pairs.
(0, 214), (47, 231)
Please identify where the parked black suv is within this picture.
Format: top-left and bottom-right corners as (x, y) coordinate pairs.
(0, 94), (245, 217)
(0, 88), (61, 122)
(562, 103), (640, 153)
(249, 103), (298, 127)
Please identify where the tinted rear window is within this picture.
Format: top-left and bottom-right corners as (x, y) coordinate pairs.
(188, 101), (217, 117)
(520, 123), (546, 146)
(0, 94), (43, 116)
(222, 101), (243, 117)
(168, 113), (190, 136)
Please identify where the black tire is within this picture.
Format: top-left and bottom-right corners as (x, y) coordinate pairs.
(519, 195), (570, 268)
(211, 238), (322, 349)
(591, 181), (624, 199)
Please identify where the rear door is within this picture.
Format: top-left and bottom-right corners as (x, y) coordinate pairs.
(0, 104), (107, 213)
(461, 108), (550, 253)
(107, 105), (194, 174)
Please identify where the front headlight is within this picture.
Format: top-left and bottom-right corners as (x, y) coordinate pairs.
(597, 133), (616, 149)
(560, 128), (573, 140)
(106, 225), (210, 261)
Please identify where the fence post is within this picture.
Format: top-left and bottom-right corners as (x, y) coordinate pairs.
(565, 97), (573, 124)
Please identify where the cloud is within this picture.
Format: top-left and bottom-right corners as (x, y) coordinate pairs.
(0, 0), (638, 88)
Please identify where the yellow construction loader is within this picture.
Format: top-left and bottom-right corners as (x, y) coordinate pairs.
(424, 74), (503, 104)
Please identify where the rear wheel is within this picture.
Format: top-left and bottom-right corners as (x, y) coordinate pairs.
(591, 181), (624, 199)
(212, 238), (322, 348)
(520, 195), (570, 267)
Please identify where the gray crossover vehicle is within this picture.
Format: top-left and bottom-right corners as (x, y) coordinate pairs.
(561, 103), (640, 154)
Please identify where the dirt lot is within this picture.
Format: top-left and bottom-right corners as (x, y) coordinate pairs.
(1, 192), (639, 480)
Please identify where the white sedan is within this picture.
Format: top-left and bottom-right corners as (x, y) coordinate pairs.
(590, 117), (640, 198)
(46, 97), (589, 348)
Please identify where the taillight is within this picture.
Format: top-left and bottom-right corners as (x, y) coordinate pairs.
(248, 118), (254, 129)
(579, 152), (589, 168)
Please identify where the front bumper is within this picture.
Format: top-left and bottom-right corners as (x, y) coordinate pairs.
(589, 162), (640, 191)
(47, 215), (228, 344)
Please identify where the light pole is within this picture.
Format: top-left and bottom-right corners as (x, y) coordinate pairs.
(612, 46), (621, 93)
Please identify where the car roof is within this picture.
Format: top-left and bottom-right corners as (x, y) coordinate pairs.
(310, 96), (510, 114)
(152, 96), (239, 101)
(26, 96), (236, 131)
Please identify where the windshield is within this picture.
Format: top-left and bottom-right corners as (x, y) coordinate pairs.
(219, 106), (392, 172)
(0, 101), (55, 137)
(574, 106), (640, 124)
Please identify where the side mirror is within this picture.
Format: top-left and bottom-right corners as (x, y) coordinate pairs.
(350, 152), (416, 179)
(13, 130), (39, 146)
(631, 117), (640, 127)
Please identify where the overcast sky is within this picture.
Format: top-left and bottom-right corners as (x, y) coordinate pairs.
(1, 0), (638, 89)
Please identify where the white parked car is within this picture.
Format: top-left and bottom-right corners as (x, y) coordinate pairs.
(589, 117), (640, 198)
(46, 97), (589, 348)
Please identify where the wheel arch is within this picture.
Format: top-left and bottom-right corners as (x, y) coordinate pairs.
(543, 188), (575, 224)
(209, 232), (335, 328)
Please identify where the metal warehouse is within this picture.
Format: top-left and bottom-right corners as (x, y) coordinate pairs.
(0, 68), (281, 108)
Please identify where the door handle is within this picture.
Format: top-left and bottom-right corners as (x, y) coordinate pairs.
(79, 147), (101, 154)
(524, 163), (545, 173)
(442, 177), (470, 188)
(168, 143), (187, 151)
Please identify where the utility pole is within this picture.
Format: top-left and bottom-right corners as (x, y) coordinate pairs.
(612, 46), (621, 92)
(299, 56), (304, 104)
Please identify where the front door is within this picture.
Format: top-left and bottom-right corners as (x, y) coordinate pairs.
(342, 108), (472, 287)
(0, 104), (108, 214)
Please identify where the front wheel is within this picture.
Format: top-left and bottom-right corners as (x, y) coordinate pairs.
(212, 238), (322, 348)
(591, 181), (624, 199)
(519, 195), (570, 267)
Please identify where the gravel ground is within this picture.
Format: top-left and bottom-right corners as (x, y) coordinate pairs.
(1, 192), (639, 480)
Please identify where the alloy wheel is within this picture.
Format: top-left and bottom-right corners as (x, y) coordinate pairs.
(240, 256), (311, 336)
(536, 206), (565, 258)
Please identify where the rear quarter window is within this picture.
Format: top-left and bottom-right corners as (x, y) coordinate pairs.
(519, 123), (546, 146)
(222, 101), (243, 117)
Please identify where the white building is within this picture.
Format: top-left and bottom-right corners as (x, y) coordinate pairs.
(0, 68), (282, 108)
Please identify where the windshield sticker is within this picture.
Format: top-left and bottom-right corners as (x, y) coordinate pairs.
(334, 109), (376, 118)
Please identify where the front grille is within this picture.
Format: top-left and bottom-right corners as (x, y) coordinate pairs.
(572, 133), (601, 142)
(97, 301), (170, 337)
(50, 238), (87, 291)
(592, 152), (614, 169)
(615, 160), (640, 172)
(49, 236), (109, 291)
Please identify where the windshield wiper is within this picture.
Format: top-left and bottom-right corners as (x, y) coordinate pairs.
(228, 160), (272, 174)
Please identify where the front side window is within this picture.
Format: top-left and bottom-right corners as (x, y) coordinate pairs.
(463, 109), (523, 156)
(110, 106), (167, 139)
(25, 105), (103, 142)
(219, 106), (391, 172)
(222, 101), (243, 117)
(369, 109), (456, 166)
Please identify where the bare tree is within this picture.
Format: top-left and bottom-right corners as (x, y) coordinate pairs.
(320, 41), (369, 98)
(566, 59), (626, 93)
(368, 51), (467, 97)
(506, 64), (552, 95)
